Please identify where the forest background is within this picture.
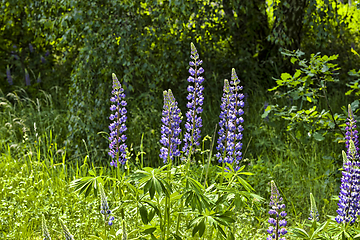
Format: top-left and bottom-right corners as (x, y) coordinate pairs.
(1, 0), (360, 239)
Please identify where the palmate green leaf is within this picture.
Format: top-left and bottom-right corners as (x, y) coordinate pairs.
(70, 175), (105, 198)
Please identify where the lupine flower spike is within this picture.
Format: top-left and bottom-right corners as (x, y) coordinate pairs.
(6, 65), (13, 85)
(216, 69), (244, 171)
(159, 89), (182, 163)
(335, 146), (360, 224)
(308, 193), (319, 222)
(100, 184), (115, 226)
(345, 104), (359, 159)
(42, 215), (51, 240)
(183, 42), (204, 157)
(59, 218), (74, 240)
(109, 73), (128, 167)
(230, 69), (244, 171)
(216, 79), (233, 164)
(267, 180), (287, 240)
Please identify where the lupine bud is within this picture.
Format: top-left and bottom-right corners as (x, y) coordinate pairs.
(25, 69), (30, 86)
(182, 42), (204, 157)
(159, 89), (182, 163)
(37, 73), (41, 83)
(59, 218), (74, 240)
(100, 184), (115, 227)
(6, 66), (13, 85)
(42, 215), (51, 240)
(108, 73), (127, 166)
(345, 105), (359, 159)
(29, 43), (34, 53)
(308, 193), (319, 221)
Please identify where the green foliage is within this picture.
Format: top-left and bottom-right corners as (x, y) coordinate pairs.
(265, 50), (346, 142)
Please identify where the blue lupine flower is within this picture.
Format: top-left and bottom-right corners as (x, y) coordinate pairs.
(59, 219), (74, 240)
(182, 42), (204, 156)
(45, 50), (50, 57)
(6, 66), (13, 85)
(267, 180), (287, 240)
(345, 105), (359, 159)
(41, 56), (46, 64)
(216, 69), (244, 171)
(25, 69), (30, 86)
(108, 73), (127, 167)
(335, 146), (360, 224)
(160, 89), (182, 163)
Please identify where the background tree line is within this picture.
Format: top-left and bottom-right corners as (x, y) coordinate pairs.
(1, 0), (359, 165)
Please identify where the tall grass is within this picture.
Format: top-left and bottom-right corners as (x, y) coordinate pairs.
(0, 80), (355, 239)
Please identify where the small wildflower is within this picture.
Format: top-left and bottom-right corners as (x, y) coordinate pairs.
(183, 42), (204, 157)
(108, 73), (127, 166)
(159, 89), (182, 163)
(41, 56), (46, 64)
(59, 218), (74, 240)
(267, 181), (287, 239)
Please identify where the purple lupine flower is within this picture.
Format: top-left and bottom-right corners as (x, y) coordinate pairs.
(345, 105), (359, 159)
(159, 89), (182, 163)
(215, 69), (244, 171)
(6, 66), (13, 85)
(45, 50), (50, 57)
(25, 69), (30, 86)
(29, 43), (34, 53)
(182, 42), (204, 156)
(267, 180), (287, 240)
(41, 56), (46, 64)
(335, 147), (360, 224)
(108, 73), (127, 167)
